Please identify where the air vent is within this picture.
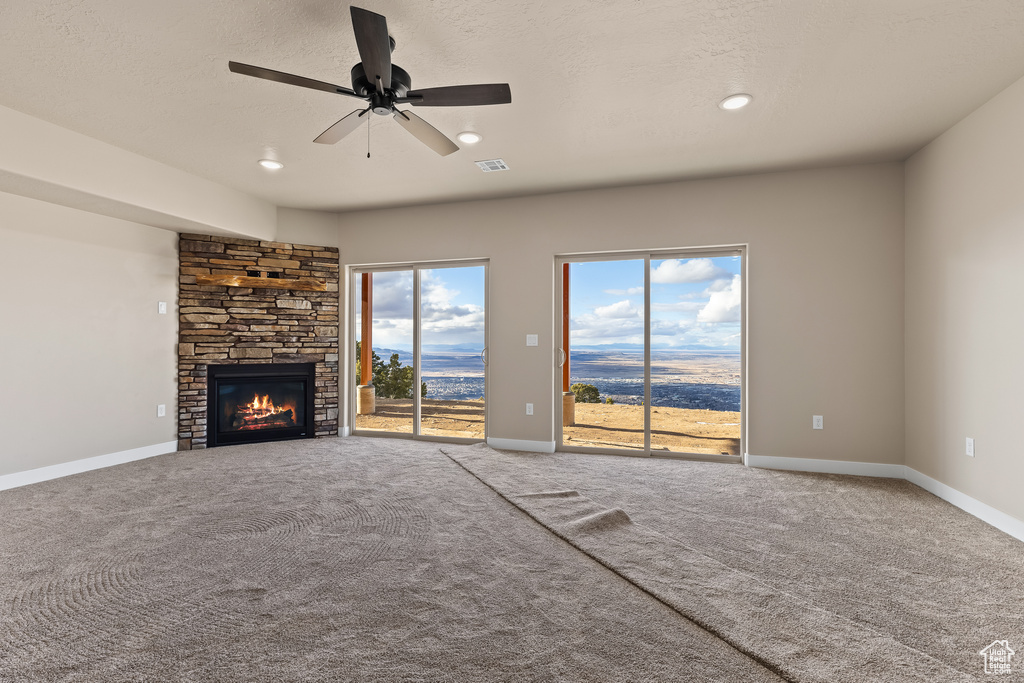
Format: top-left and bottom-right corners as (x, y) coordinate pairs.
(475, 159), (510, 172)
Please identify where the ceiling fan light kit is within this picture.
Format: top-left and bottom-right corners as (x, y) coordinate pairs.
(228, 6), (511, 157)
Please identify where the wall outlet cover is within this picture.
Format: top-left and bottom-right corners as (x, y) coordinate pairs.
(813, 415), (824, 430)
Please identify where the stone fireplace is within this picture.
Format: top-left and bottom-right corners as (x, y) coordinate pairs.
(177, 234), (340, 450)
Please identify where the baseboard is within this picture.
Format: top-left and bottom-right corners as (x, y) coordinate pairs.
(904, 467), (1024, 543)
(486, 438), (556, 453)
(0, 441), (178, 492)
(744, 453), (905, 479)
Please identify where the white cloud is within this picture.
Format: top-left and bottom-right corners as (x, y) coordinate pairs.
(362, 271), (413, 318)
(697, 274), (741, 323)
(358, 270), (485, 348)
(706, 277), (734, 292)
(604, 286), (644, 296)
(651, 258), (730, 284)
(420, 272), (484, 340)
(570, 315), (644, 343)
(594, 299), (640, 319)
(651, 301), (703, 313)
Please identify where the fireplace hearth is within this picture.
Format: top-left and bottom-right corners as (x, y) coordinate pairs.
(207, 363), (316, 447)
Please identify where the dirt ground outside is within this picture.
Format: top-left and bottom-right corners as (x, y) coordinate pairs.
(355, 398), (740, 455)
(564, 402), (740, 455)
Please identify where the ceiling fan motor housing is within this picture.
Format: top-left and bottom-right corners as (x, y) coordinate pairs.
(351, 62), (411, 115)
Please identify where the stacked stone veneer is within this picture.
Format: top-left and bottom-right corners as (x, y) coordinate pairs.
(177, 234), (340, 450)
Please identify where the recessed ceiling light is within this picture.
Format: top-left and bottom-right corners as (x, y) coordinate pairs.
(457, 131), (483, 144)
(719, 94), (753, 110)
(258, 159), (284, 170)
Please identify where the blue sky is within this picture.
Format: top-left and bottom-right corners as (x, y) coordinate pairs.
(358, 256), (741, 352)
(570, 256), (741, 349)
(356, 266), (486, 350)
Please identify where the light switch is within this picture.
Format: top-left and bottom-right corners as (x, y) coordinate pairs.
(158, 301), (167, 315)
(526, 334), (538, 347)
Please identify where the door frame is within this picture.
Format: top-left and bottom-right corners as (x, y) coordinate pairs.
(348, 258), (489, 444)
(554, 245), (747, 462)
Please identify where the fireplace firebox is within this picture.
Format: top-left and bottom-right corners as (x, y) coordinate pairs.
(207, 363), (316, 447)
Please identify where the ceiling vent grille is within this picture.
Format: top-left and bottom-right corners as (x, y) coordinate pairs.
(475, 159), (509, 172)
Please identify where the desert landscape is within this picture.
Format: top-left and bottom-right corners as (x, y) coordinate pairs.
(355, 398), (741, 455)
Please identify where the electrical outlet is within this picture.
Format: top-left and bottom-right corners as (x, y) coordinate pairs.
(812, 415), (823, 430)
(966, 437), (975, 457)
(526, 403), (534, 416)
(157, 404), (166, 417)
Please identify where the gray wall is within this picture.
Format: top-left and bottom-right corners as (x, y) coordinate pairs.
(906, 74), (1024, 521)
(293, 163), (906, 462)
(0, 191), (178, 476)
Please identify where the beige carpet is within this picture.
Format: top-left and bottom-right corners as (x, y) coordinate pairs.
(447, 445), (1024, 681)
(0, 437), (781, 682)
(1, 437), (1021, 681)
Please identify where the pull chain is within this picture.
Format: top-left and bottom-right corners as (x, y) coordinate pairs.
(366, 115), (371, 159)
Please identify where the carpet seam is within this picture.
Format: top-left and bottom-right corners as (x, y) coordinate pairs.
(438, 447), (797, 683)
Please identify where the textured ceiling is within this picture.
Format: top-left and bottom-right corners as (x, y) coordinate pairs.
(2, 0), (1024, 213)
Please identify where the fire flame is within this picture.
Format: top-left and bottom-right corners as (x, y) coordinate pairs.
(234, 393), (297, 430)
(248, 393), (286, 419)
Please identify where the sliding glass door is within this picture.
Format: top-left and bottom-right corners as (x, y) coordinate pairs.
(352, 262), (487, 442)
(561, 259), (646, 451)
(558, 249), (743, 460)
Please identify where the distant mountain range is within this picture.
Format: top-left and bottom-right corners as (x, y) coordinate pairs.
(573, 343), (739, 353)
(370, 343), (737, 355)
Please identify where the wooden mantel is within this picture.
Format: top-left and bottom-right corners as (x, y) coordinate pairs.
(196, 273), (328, 292)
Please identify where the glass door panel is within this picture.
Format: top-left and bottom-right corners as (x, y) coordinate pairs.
(562, 259), (646, 450)
(418, 266), (487, 439)
(354, 269), (415, 434)
(649, 256), (742, 455)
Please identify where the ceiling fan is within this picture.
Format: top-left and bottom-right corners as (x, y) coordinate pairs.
(228, 5), (512, 157)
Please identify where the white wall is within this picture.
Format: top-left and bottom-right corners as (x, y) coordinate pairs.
(320, 163), (906, 461)
(906, 74), (1024, 522)
(0, 191), (179, 476)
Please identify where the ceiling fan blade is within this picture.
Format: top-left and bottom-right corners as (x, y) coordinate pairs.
(228, 61), (363, 99)
(393, 110), (459, 156)
(314, 109), (370, 144)
(350, 6), (392, 92)
(403, 84), (512, 107)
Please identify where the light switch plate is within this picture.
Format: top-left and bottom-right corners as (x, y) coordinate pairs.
(526, 334), (538, 347)
(158, 301), (167, 315)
